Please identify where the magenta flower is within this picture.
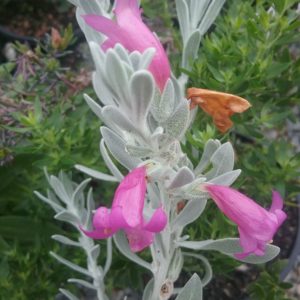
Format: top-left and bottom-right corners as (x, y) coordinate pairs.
(205, 185), (287, 259)
(81, 166), (167, 252)
(83, 0), (171, 91)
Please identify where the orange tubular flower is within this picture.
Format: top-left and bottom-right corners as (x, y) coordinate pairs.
(187, 88), (251, 133)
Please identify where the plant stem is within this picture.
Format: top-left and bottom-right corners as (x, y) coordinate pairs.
(80, 233), (108, 300)
(150, 183), (179, 300)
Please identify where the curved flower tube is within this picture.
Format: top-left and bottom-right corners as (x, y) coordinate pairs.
(205, 184), (287, 259)
(81, 166), (167, 252)
(83, 0), (171, 91)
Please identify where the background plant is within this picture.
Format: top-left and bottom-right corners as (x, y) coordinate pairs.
(184, 0), (300, 298)
(0, 27), (113, 299)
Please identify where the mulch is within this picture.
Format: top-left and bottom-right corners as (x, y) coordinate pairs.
(0, 0), (75, 38)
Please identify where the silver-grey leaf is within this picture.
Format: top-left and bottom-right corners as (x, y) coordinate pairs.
(183, 252), (212, 287)
(175, 273), (203, 300)
(182, 30), (201, 70)
(151, 79), (175, 123)
(68, 278), (96, 290)
(190, 0), (210, 29)
(101, 127), (141, 170)
(84, 93), (103, 119)
(99, 139), (124, 180)
(177, 238), (280, 264)
(34, 191), (64, 213)
(194, 139), (221, 175)
(126, 144), (153, 158)
(164, 101), (190, 139)
(129, 70), (154, 126)
(59, 288), (80, 300)
(199, 0), (226, 35)
(142, 279), (154, 300)
(71, 178), (91, 208)
(168, 167), (195, 189)
(139, 48), (156, 70)
(105, 49), (130, 107)
(75, 164), (119, 182)
(208, 169), (241, 186)
(90, 244), (100, 261)
(205, 142), (235, 179)
(172, 199), (207, 230)
(50, 252), (91, 277)
(54, 211), (79, 224)
(52, 235), (81, 247)
(168, 249), (184, 282)
(85, 188), (95, 228)
(102, 105), (140, 135)
(50, 176), (70, 204)
(175, 0), (190, 44)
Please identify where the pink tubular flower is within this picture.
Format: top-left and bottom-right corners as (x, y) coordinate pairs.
(81, 166), (167, 252)
(205, 185), (287, 259)
(83, 0), (170, 91)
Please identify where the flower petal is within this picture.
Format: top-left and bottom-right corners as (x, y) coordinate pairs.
(102, 38), (119, 51)
(83, 15), (122, 40)
(143, 207), (167, 233)
(112, 166), (147, 227)
(92, 207), (111, 229)
(270, 190), (284, 212)
(80, 226), (114, 239)
(109, 206), (130, 229)
(124, 227), (154, 252)
(91, 205), (129, 233)
(273, 209), (287, 227)
(269, 191), (287, 227)
(205, 185), (269, 232)
(114, 0), (142, 23)
(187, 88), (251, 133)
(235, 227), (258, 258)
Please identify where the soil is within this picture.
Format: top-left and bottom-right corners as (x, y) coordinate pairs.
(0, 0), (76, 38)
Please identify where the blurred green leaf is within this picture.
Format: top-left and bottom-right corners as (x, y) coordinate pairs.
(0, 216), (64, 242)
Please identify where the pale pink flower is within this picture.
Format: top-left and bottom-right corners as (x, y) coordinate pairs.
(81, 166), (167, 252)
(205, 185), (287, 259)
(83, 0), (171, 91)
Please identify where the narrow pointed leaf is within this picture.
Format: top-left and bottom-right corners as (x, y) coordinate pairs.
(34, 191), (64, 213)
(101, 126), (141, 170)
(177, 238), (280, 264)
(52, 234), (80, 247)
(172, 199), (207, 230)
(50, 252), (91, 277)
(68, 278), (96, 290)
(71, 178), (91, 208)
(182, 30), (201, 69)
(54, 211), (79, 224)
(175, 273), (202, 300)
(59, 288), (79, 300)
(194, 139), (221, 175)
(75, 164), (119, 182)
(99, 139), (124, 180)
